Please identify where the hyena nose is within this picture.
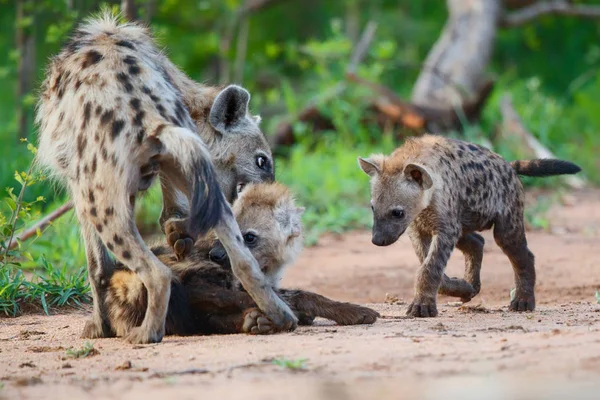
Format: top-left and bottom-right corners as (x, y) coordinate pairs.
(209, 246), (228, 265)
(372, 234), (388, 247)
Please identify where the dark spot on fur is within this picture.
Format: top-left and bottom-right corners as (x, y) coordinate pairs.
(128, 65), (141, 75)
(116, 72), (133, 93)
(74, 80), (82, 91)
(468, 144), (480, 152)
(82, 102), (92, 129)
(90, 207), (97, 217)
(150, 94), (159, 103)
(142, 85), (151, 95)
(113, 234), (124, 246)
(83, 164), (89, 175)
(130, 98), (141, 111)
(136, 129), (145, 144)
(107, 242), (114, 251)
(89, 190), (95, 203)
(457, 150), (464, 158)
(82, 50), (103, 69)
(156, 104), (167, 118)
(105, 207), (114, 217)
(91, 155), (97, 175)
(59, 112), (65, 122)
(96, 224), (103, 233)
(116, 40), (135, 50)
(111, 120), (125, 140)
(122, 250), (132, 260)
(123, 55), (137, 65)
(133, 111), (145, 127)
(76, 135), (87, 158)
(101, 148), (108, 161)
(100, 110), (114, 126)
(95, 105), (103, 116)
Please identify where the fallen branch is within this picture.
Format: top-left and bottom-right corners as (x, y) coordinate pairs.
(501, 0), (600, 27)
(6, 201), (74, 251)
(500, 94), (586, 189)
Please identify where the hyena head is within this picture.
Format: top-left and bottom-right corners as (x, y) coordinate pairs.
(358, 155), (433, 246)
(199, 85), (274, 202)
(209, 182), (304, 288)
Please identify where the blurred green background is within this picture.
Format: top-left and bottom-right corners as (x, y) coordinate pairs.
(0, 0), (599, 314)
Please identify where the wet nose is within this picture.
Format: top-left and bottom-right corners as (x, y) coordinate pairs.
(209, 246), (228, 264)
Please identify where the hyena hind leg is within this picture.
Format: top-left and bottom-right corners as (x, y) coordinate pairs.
(79, 219), (117, 339)
(493, 217), (536, 312)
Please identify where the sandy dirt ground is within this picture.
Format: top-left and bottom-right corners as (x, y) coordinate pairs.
(1, 189), (600, 399)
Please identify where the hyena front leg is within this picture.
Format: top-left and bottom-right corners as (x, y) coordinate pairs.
(213, 210), (298, 332)
(407, 229), (460, 318)
(409, 228), (476, 302)
(79, 219), (116, 339)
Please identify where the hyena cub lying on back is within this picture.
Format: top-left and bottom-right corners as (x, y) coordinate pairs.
(359, 134), (581, 318)
(36, 13), (295, 344)
(106, 183), (379, 336)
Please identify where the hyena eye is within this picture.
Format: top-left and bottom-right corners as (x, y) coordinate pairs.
(256, 156), (267, 169)
(243, 232), (258, 246)
(391, 209), (405, 219)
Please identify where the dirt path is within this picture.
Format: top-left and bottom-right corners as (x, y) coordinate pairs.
(1, 190), (600, 399)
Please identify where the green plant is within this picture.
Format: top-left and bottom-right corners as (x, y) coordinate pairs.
(272, 357), (308, 371)
(595, 290), (599, 304)
(65, 341), (98, 359)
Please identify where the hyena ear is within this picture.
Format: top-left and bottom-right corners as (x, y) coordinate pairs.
(358, 157), (381, 177)
(209, 85), (251, 134)
(404, 163), (433, 190)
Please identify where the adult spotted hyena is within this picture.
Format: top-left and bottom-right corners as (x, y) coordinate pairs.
(35, 13), (295, 343)
(105, 182), (379, 336)
(358, 135), (581, 318)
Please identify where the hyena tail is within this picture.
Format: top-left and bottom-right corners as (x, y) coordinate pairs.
(510, 159), (581, 177)
(157, 126), (227, 235)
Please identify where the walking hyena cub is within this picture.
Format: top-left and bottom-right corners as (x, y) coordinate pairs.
(358, 134), (581, 318)
(106, 182), (379, 336)
(35, 13), (295, 344)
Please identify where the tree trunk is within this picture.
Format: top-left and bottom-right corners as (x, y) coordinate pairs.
(121, 0), (137, 21)
(15, 0), (36, 142)
(411, 0), (501, 132)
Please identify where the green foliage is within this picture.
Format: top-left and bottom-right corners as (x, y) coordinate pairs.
(65, 341), (97, 359)
(595, 290), (600, 304)
(272, 357), (308, 371)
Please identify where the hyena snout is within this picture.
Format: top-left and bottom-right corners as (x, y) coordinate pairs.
(372, 221), (406, 247)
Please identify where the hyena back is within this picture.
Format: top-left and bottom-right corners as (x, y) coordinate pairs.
(106, 182), (379, 336)
(36, 14), (294, 343)
(358, 134), (581, 318)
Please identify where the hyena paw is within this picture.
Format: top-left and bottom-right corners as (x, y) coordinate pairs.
(243, 309), (276, 335)
(165, 218), (195, 261)
(125, 326), (164, 344)
(406, 298), (438, 318)
(439, 276), (478, 303)
(81, 319), (113, 339)
(509, 292), (535, 312)
(334, 304), (380, 325)
(296, 312), (315, 326)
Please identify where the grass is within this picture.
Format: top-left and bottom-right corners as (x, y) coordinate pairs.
(0, 257), (90, 317)
(595, 290), (599, 304)
(65, 341), (98, 359)
(272, 357), (308, 371)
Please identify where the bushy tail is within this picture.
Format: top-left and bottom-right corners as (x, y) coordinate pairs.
(157, 126), (226, 235)
(510, 159), (581, 177)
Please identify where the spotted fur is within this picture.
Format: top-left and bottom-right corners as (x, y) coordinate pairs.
(35, 13), (293, 344)
(105, 183), (379, 336)
(359, 134), (581, 318)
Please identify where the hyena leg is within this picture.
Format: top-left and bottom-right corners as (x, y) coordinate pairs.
(409, 229), (475, 302)
(79, 219), (116, 339)
(407, 230), (459, 318)
(278, 289), (380, 326)
(75, 190), (171, 344)
(213, 210), (298, 331)
(493, 216), (536, 312)
(438, 233), (483, 301)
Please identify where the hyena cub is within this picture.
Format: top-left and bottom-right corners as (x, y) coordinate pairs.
(358, 134), (581, 318)
(106, 182), (379, 336)
(36, 14), (294, 344)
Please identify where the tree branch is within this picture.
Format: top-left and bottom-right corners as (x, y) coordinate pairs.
(501, 0), (600, 27)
